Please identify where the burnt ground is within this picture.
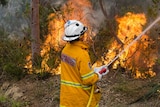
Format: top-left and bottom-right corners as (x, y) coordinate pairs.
(0, 69), (160, 107)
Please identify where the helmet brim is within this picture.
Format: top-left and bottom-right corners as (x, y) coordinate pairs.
(62, 35), (80, 42)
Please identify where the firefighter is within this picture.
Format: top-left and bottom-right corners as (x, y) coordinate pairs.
(60, 20), (109, 107)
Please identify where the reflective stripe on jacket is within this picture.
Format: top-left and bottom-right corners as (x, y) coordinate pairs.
(60, 41), (101, 107)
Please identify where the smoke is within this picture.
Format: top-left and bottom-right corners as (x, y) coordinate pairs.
(0, 0), (30, 37)
(60, 0), (115, 34)
(88, 0), (116, 33)
(40, 0), (67, 8)
(0, 0), (159, 38)
(89, 0), (160, 33)
(59, 0), (156, 35)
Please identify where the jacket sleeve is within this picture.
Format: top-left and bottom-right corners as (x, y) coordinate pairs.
(78, 50), (99, 85)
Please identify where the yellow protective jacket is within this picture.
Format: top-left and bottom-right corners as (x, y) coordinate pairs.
(60, 41), (101, 107)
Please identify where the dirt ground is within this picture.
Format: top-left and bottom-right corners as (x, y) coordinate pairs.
(0, 69), (160, 107)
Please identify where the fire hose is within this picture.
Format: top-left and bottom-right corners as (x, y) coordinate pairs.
(87, 16), (160, 107)
(105, 16), (160, 68)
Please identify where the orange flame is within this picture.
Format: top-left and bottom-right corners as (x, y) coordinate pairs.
(103, 12), (156, 78)
(25, 0), (94, 74)
(25, 2), (157, 78)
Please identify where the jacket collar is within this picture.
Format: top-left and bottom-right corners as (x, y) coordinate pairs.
(69, 41), (89, 50)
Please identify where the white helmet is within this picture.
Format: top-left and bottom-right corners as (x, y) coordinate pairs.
(63, 20), (88, 41)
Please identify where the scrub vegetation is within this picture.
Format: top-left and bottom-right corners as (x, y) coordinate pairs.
(0, 22), (160, 107)
(0, 0), (160, 107)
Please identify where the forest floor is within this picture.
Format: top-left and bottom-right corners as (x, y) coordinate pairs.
(0, 68), (160, 107)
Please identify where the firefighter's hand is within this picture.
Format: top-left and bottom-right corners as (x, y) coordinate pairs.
(94, 66), (109, 80)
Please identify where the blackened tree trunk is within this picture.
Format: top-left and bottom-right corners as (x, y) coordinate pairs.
(31, 0), (41, 66)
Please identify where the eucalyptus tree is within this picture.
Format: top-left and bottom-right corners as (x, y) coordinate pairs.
(31, 0), (41, 67)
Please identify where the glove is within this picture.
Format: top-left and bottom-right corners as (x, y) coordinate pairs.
(94, 65), (109, 80)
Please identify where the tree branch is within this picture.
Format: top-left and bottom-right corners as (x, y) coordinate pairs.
(99, 0), (124, 45)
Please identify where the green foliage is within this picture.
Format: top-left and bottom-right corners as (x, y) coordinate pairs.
(3, 63), (27, 80)
(114, 82), (129, 92)
(0, 0), (7, 6)
(119, 6), (141, 16)
(22, 1), (30, 18)
(129, 83), (160, 104)
(152, 0), (160, 4)
(0, 38), (29, 80)
(39, 4), (54, 41)
(156, 58), (160, 65)
(89, 25), (113, 63)
(0, 27), (7, 38)
(33, 48), (61, 80)
(36, 71), (52, 80)
(32, 54), (42, 69)
(47, 56), (56, 68)
(0, 95), (29, 107)
(147, 0), (160, 18)
(47, 48), (61, 68)
(0, 95), (7, 102)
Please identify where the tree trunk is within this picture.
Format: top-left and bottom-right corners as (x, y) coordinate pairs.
(31, 0), (41, 66)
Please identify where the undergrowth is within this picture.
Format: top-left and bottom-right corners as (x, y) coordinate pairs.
(0, 94), (29, 107)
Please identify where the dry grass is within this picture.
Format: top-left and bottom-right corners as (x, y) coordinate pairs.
(0, 68), (160, 107)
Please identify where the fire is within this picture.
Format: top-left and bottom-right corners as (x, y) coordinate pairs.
(25, 0), (94, 74)
(103, 12), (157, 78)
(39, 0), (93, 74)
(24, 53), (32, 73)
(25, 1), (157, 78)
(39, 13), (65, 73)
